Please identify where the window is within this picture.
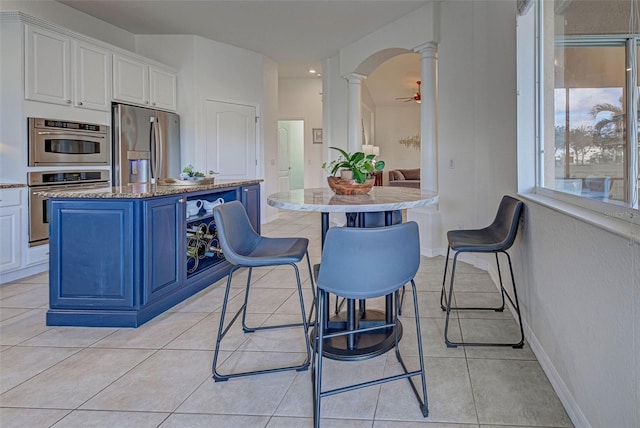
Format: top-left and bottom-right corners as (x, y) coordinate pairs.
(537, 0), (639, 210)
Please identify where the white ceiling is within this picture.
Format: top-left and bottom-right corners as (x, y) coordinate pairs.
(57, 0), (428, 77)
(56, 0), (424, 105)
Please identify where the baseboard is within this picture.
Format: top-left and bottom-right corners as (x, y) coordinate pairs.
(0, 262), (48, 285)
(484, 264), (589, 428)
(521, 318), (591, 428)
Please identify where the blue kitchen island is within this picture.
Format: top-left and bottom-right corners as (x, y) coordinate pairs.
(42, 180), (261, 327)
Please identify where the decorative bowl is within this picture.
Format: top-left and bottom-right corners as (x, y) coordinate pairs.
(327, 176), (374, 195)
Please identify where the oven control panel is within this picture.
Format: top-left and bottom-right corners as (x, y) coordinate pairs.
(27, 170), (110, 187)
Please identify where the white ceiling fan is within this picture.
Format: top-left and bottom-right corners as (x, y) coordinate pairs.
(395, 80), (421, 103)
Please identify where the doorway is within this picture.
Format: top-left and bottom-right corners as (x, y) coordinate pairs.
(277, 120), (305, 192)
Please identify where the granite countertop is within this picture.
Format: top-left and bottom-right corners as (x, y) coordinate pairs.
(0, 183), (27, 189)
(37, 179), (263, 199)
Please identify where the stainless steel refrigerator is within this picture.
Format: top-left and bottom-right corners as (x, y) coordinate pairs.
(112, 103), (180, 186)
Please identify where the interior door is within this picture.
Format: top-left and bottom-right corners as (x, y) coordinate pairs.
(277, 121), (291, 193)
(204, 100), (257, 179)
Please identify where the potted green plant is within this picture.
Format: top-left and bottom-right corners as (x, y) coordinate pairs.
(322, 147), (385, 184)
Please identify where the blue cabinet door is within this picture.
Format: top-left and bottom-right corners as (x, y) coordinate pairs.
(49, 200), (135, 309)
(143, 196), (185, 304)
(241, 184), (260, 233)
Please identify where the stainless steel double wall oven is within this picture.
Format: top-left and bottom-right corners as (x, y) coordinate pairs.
(27, 118), (111, 246)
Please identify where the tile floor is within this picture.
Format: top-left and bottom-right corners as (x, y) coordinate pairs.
(0, 210), (573, 427)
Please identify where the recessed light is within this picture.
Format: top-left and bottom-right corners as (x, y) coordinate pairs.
(309, 69), (316, 74)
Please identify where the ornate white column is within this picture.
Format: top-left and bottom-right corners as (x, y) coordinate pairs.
(346, 73), (366, 153)
(415, 42), (438, 193)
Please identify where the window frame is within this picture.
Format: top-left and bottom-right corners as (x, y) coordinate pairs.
(534, 0), (640, 218)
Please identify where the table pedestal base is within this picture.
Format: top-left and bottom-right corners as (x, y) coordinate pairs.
(311, 309), (403, 361)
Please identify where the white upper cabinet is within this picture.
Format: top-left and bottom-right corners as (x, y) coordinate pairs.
(73, 40), (111, 111)
(25, 24), (111, 111)
(25, 24), (71, 106)
(112, 53), (149, 106)
(114, 54), (177, 111)
(149, 66), (177, 111)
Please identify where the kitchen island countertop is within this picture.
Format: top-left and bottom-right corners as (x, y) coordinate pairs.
(37, 179), (262, 199)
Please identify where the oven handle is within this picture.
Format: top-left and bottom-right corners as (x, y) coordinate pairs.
(36, 131), (106, 139)
(30, 182), (111, 191)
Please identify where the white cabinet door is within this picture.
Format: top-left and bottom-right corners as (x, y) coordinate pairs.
(73, 40), (111, 111)
(113, 53), (149, 106)
(0, 189), (23, 274)
(149, 66), (177, 111)
(25, 24), (71, 106)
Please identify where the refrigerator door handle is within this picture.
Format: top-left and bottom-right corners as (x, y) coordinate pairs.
(149, 117), (157, 183)
(155, 118), (163, 181)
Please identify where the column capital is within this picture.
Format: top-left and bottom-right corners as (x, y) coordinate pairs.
(344, 73), (367, 83)
(413, 42), (438, 59)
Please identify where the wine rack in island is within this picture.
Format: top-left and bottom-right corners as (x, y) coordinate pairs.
(186, 220), (224, 274)
(184, 191), (235, 277)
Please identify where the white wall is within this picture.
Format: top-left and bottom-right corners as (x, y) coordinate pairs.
(438, 0), (518, 235)
(514, 5), (640, 427)
(519, 201), (639, 427)
(278, 78), (323, 188)
(375, 104), (421, 184)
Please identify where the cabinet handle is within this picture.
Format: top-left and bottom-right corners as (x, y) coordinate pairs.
(152, 102), (156, 106)
(145, 100), (149, 104)
(66, 99), (72, 104)
(244, 189), (248, 192)
(178, 198), (186, 204)
(77, 101), (83, 106)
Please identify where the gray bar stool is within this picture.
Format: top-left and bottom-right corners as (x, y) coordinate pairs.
(440, 195), (525, 348)
(313, 222), (429, 427)
(211, 201), (315, 381)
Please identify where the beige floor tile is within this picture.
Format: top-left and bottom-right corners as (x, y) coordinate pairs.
(399, 316), (465, 359)
(374, 422), (479, 428)
(90, 311), (208, 349)
(237, 314), (309, 354)
(468, 359), (573, 427)
(0, 345), (81, 393)
(0, 287), (49, 309)
(169, 281), (240, 313)
(81, 349), (210, 412)
(377, 357), (477, 424)
(268, 416), (373, 427)
(457, 318), (524, 347)
(276, 354), (386, 420)
(51, 410), (170, 427)
(0, 309), (50, 346)
(0, 348), (154, 408)
(165, 311), (269, 351)
(21, 326), (118, 348)
(160, 413), (270, 427)
(223, 287), (297, 315)
(177, 357), (297, 415)
(0, 282), (43, 300)
(0, 307), (29, 322)
(0, 407), (70, 428)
